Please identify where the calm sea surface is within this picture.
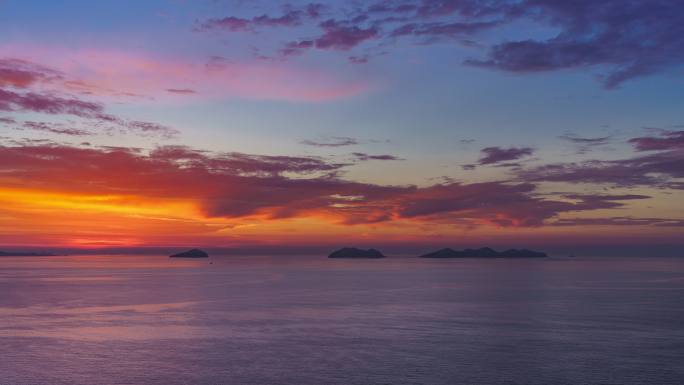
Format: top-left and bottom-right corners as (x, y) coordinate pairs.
(1, 255), (683, 385)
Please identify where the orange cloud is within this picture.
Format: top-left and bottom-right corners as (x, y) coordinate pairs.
(0, 143), (670, 248)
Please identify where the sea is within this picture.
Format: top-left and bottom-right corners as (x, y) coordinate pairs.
(0, 255), (682, 385)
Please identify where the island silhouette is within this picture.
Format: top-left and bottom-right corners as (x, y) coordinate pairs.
(169, 249), (209, 258)
(325, 247), (549, 259)
(419, 247), (548, 258)
(0, 251), (58, 257)
(328, 248), (386, 259)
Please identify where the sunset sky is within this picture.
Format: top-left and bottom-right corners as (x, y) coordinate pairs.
(1, 0), (683, 253)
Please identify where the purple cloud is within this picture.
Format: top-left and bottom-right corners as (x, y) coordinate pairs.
(479, 146), (533, 165)
(559, 134), (611, 146)
(390, 20), (499, 39)
(196, 4), (327, 33)
(348, 55), (370, 64)
(166, 88), (197, 95)
(314, 20), (378, 50)
(0, 59), (178, 139)
(19, 121), (93, 136)
(392, 183), (647, 227)
(519, 150), (684, 188)
(560, 134), (612, 154)
(280, 40), (315, 56)
(304, 3), (325, 18)
(518, 129), (684, 188)
(352, 152), (403, 161)
(464, 0), (684, 88)
(300, 136), (359, 147)
(125, 121), (179, 139)
(628, 130), (684, 151)
(197, 1), (684, 87)
(197, 10), (303, 32)
(0, 88), (104, 118)
(551, 216), (684, 227)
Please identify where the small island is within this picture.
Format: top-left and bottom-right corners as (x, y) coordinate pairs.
(169, 248), (209, 258)
(0, 251), (58, 257)
(419, 247), (548, 258)
(328, 247), (386, 259)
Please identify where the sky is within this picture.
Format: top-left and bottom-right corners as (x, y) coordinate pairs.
(0, 0), (683, 254)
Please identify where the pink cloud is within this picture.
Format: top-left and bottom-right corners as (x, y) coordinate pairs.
(0, 83), (178, 139)
(0, 45), (373, 102)
(0, 88), (103, 117)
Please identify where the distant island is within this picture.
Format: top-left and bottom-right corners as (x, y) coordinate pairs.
(419, 247), (548, 258)
(0, 251), (58, 257)
(169, 249), (209, 258)
(328, 248), (386, 259)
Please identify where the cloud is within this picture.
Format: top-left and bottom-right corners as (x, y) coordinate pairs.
(561, 193), (650, 204)
(559, 134), (611, 145)
(19, 121), (92, 136)
(465, 39), (602, 73)
(0, 143), (658, 229)
(0, 56), (191, 139)
(390, 20), (499, 39)
(0, 58), (62, 88)
(166, 88), (197, 95)
(195, 5), (321, 33)
(280, 40), (315, 57)
(391, 183), (648, 228)
(518, 130), (684, 188)
(304, 3), (326, 18)
(551, 216), (684, 227)
(462, 0), (684, 88)
(198, 1), (684, 88)
(368, 2), (417, 14)
(560, 133), (612, 154)
(281, 21), (380, 55)
(352, 152), (404, 161)
(124, 121), (179, 139)
(0, 47), (372, 103)
(300, 136), (359, 147)
(628, 130), (684, 151)
(0, 144), (386, 221)
(0, 84), (177, 139)
(348, 55), (370, 64)
(479, 146), (533, 165)
(519, 150), (684, 188)
(0, 88), (104, 118)
(314, 19), (379, 50)
(197, 17), (251, 32)
(197, 11), (302, 32)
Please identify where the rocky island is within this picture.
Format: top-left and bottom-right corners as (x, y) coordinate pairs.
(169, 249), (209, 258)
(0, 251), (58, 257)
(419, 247), (548, 258)
(328, 248), (386, 259)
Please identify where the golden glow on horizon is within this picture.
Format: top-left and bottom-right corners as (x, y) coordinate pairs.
(1, 185), (681, 248)
(0, 187), (197, 218)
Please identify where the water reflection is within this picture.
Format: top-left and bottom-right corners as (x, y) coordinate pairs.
(1, 255), (682, 384)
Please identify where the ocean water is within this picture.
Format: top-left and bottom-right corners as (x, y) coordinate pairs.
(0, 255), (683, 385)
